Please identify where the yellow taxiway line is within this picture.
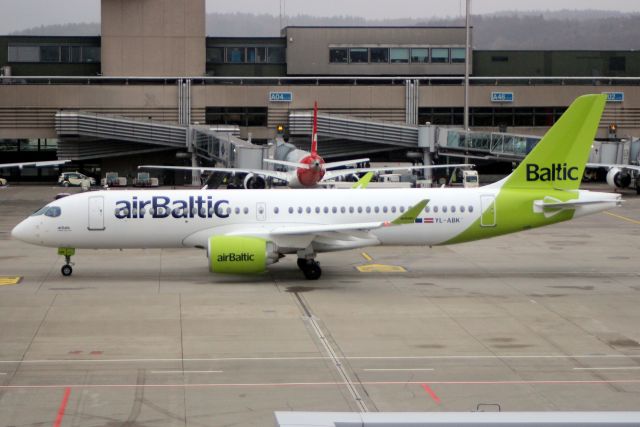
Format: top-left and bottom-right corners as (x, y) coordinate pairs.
(604, 211), (640, 225)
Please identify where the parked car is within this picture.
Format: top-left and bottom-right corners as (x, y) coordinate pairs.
(58, 171), (96, 187)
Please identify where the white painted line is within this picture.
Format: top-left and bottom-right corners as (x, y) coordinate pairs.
(0, 354), (638, 364)
(364, 368), (434, 372)
(151, 370), (223, 374)
(573, 367), (640, 371)
(0, 373), (6, 375)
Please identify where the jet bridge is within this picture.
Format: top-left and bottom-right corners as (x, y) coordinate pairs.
(54, 111), (267, 168)
(288, 109), (542, 163)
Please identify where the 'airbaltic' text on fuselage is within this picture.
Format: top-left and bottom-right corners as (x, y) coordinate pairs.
(526, 163), (579, 182)
(115, 196), (229, 219)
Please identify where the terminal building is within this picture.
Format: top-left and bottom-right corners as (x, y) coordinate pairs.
(1, 0), (638, 182)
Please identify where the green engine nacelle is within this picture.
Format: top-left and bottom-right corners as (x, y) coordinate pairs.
(208, 236), (278, 274)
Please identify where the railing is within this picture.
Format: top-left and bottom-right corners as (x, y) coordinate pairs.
(2, 76), (640, 86)
(442, 128), (541, 159)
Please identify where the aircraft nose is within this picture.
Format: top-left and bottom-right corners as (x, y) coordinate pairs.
(11, 219), (33, 243)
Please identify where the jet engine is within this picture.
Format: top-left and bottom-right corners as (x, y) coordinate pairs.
(243, 173), (267, 189)
(207, 236), (279, 274)
(606, 167), (631, 189)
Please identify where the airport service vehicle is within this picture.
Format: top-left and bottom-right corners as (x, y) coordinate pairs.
(58, 171), (96, 187)
(100, 172), (127, 187)
(142, 102), (469, 188)
(0, 160), (69, 186)
(133, 172), (159, 187)
(12, 95), (621, 280)
(462, 170), (479, 188)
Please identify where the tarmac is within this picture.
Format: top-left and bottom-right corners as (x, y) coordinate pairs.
(0, 184), (639, 426)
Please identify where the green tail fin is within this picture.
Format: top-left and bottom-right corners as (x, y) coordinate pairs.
(503, 94), (606, 190)
(351, 172), (374, 189)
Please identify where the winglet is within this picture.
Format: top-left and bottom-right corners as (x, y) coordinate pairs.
(351, 172), (374, 189)
(311, 101), (318, 155)
(391, 199), (429, 225)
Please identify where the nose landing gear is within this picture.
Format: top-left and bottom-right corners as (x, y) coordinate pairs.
(58, 247), (75, 276)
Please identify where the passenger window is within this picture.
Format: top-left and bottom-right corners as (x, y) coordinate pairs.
(399, 206), (405, 213)
(460, 206), (465, 213)
(443, 206), (448, 213)
(235, 207), (240, 215)
(243, 207), (249, 214)
(341, 206), (346, 214)
(209, 207), (215, 216)
(306, 207), (311, 214)
(391, 206), (397, 213)
(366, 207), (371, 213)
(297, 207), (303, 214)
(288, 207), (294, 214)
(425, 206), (430, 213)
(357, 206), (363, 213)
(383, 206), (388, 213)
(45, 206), (61, 218)
(468, 205), (474, 213)
(451, 206), (456, 213)
(315, 206), (320, 214)
(374, 206), (380, 213)
(349, 206), (354, 213)
(274, 207), (279, 214)
(433, 206), (439, 213)
(332, 207), (337, 214)
(323, 207), (329, 214)
(200, 208), (207, 216)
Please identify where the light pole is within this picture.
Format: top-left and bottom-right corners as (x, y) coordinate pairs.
(463, 0), (471, 130)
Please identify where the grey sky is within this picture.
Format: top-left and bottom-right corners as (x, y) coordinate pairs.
(2, 0), (640, 34)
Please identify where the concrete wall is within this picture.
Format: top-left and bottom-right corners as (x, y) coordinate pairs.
(101, 0), (205, 76)
(285, 27), (469, 76)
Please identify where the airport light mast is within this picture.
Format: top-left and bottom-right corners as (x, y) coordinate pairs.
(463, 0), (471, 130)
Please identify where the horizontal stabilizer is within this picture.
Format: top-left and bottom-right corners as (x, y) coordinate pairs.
(263, 159), (310, 169)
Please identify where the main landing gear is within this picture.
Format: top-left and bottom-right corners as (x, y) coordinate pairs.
(297, 258), (322, 280)
(58, 247), (75, 276)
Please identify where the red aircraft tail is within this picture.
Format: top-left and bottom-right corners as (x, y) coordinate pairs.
(311, 101), (318, 155)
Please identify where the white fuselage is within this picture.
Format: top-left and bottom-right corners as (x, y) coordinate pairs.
(11, 187), (618, 254)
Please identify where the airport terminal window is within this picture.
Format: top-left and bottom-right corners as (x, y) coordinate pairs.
(329, 48), (348, 63)
(451, 48), (466, 63)
(350, 48), (369, 63)
(268, 47), (285, 63)
(82, 46), (100, 63)
(491, 55), (509, 62)
(431, 48), (450, 63)
(609, 56), (626, 72)
(411, 48), (429, 63)
(370, 48), (389, 63)
(40, 46), (60, 62)
(390, 48), (409, 63)
(206, 107), (267, 127)
(207, 47), (224, 63)
(226, 47), (245, 63)
(8, 45), (39, 62)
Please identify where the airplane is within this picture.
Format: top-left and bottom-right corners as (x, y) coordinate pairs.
(12, 94), (621, 280)
(586, 163), (640, 194)
(0, 160), (69, 186)
(141, 102), (471, 188)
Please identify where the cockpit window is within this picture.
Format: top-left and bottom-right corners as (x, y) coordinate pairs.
(30, 206), (49, 216)
(44, 206), (61, 217)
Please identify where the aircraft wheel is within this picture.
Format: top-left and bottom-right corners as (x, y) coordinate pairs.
(302, 261), (321, 280)
(61, 264), (73, 276)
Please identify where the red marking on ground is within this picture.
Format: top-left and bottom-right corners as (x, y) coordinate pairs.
(89, 351), (103, 356)
(421, 383), (441, 404)
(53, 387), (71, 427)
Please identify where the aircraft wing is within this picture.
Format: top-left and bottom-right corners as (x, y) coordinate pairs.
(321, 163), (474, 182)
(139, 165), (291, 183)
(263, 159), (310, 170)
(323, 158), (371, 170)
(0, 160), (69, 169)
(587, 163), (640, 172)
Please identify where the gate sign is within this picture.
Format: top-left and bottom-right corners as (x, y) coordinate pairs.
(603, 92), (624, 102)
(269, 91), (293, 102)
(491, 92), (514, 103)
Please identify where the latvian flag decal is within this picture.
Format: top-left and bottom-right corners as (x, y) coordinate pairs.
(415, 218), (434, 224)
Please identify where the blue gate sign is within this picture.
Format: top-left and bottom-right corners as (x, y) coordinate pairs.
(603, 92), (624, 102)
(491, 92), (514, 103)
(269, 91), (293, 102)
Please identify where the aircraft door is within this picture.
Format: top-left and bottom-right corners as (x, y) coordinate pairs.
(480, 195), (496, 227)
(88, 196), (105, 231)
(256, 202), (266, 221)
